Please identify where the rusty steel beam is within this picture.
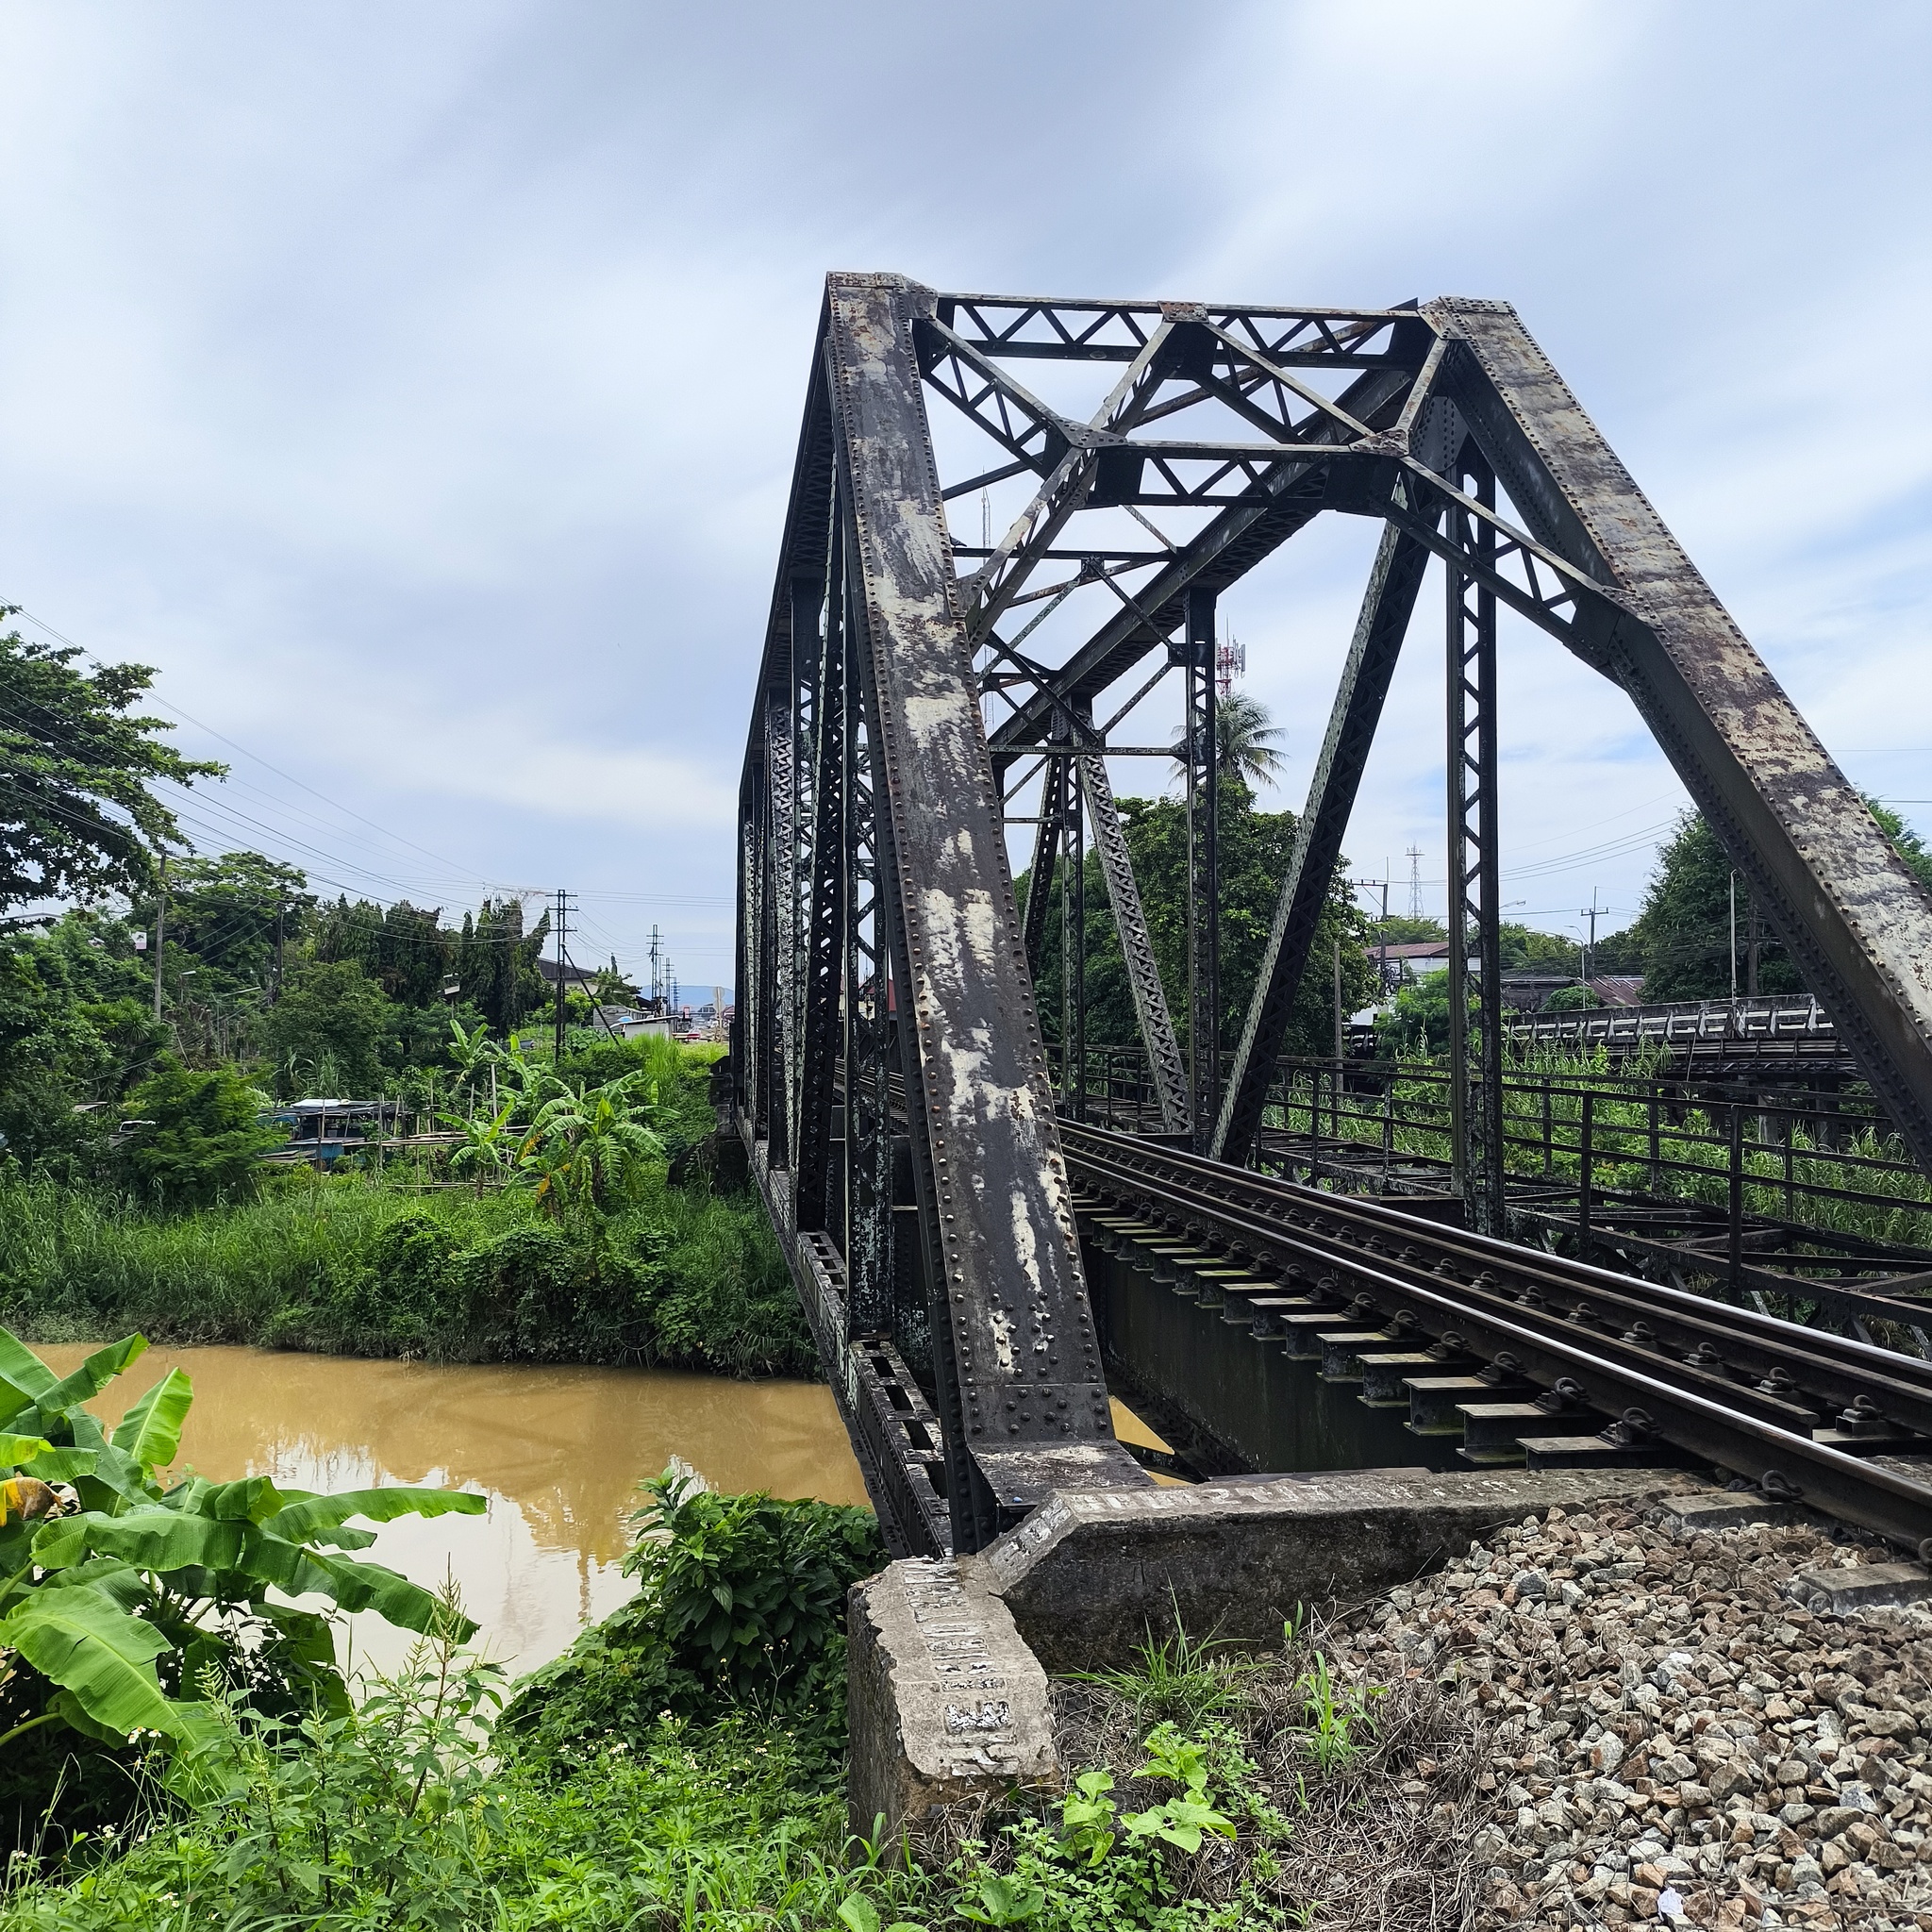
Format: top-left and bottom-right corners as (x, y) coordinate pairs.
(1424, 299), (1932, 1174)
(1213, 519), (1432, 1166)
(824, 275), (1146, 1547)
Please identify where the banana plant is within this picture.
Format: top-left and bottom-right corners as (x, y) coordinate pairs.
(444, 1015), (499, 1115)
(0, 1328), (482, 1757)
(516, 1074), (666, 1215)
(439, 1099), (517, 1193)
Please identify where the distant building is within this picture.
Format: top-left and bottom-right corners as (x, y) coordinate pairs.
(1374, 940), (1453, 985)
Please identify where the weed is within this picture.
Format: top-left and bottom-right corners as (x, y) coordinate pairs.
(1071, 1613), (1259, 1733)
(1295, 1650), (1382, 1773)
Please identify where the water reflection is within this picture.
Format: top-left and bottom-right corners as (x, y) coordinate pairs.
(36, 1343), (869, 1676)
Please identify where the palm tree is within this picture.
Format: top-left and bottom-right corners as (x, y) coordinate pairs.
(1169, 691), (1288, 792)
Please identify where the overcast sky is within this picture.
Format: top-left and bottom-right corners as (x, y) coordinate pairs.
(2, 1), (1925, 993)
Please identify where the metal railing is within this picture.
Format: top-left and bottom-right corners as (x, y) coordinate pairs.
(1056, 1042), (1932, 1265)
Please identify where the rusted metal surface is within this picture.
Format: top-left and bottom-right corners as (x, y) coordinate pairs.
(825, 275), (1144, 1543)
(1213, 522), (1431, 1166)
(1079, 750), (1189, 1133)
(1426, 299), (1932, 1174)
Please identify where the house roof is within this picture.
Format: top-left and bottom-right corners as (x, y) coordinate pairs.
(1589, 975), (1646, 1008)
(1376, 941), (1451, 960)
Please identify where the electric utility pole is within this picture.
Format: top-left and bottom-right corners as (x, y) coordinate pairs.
(552, 887), (573, 1060)
(152, 853), (169, 1022)
(1580, 890), (1601, 984)
(272, 895), (289, 1006)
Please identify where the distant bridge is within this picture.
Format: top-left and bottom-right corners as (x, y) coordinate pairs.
(729, 275), (1932, 1561)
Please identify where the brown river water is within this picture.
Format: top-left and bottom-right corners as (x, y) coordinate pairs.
(35, 1342), (870, 1680)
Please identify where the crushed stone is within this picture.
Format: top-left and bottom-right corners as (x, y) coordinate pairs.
(1333, 1498), (1932, 1931)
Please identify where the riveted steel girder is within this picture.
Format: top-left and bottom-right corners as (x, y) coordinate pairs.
(1423, 299), (1932, 1174)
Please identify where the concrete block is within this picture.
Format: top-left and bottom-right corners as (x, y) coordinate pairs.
(980, 1465), (1703, 1671)
(1658, 1491), (1795, 1533)
(1790, 1561), (1932, 1616)
(846, 1557), (1058, 1848)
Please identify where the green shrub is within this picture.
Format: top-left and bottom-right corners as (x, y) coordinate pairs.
(0, 1170), (812, 1375)
(506, 1470), (884, 1766)
(115, 1065), (286, 1209)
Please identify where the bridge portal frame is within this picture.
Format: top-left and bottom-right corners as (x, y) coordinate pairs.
(736, 273), (1932, 1553)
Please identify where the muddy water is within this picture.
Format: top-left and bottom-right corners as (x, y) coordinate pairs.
(36, 1343), (868, 1678)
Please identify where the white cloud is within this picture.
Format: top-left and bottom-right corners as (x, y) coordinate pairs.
(0, 0), (1924, 973)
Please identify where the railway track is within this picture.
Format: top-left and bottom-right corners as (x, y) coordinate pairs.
(1061, 1121), (1932, 1555)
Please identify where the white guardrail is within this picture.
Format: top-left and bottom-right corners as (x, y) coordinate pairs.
(1505, 994), (1839, 1052)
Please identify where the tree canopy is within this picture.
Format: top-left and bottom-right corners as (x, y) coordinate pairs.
(1024, 775), (1377, 1064)
(0, 617), (223, 910)
(1601, 799), (1932, 1002)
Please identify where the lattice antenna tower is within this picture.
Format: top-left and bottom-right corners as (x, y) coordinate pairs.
(1215, 621), (1243, 701)
(1407, 847), (1424, 921)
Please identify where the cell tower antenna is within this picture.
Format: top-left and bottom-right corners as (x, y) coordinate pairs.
(1215, 621), (1243, 702)
(1407, 846), (1424, 920)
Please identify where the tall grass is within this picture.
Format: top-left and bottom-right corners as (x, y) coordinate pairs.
(0, 1165), (814, 1378)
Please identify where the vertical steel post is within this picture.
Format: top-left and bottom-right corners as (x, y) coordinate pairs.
(1181, 586), (1218, 1147)
(1577, 1089), (1594, 1257)
(1727, 1103), (1745, 1294)
(1444, 446), (1507, 1233)
(1067, 752), (1087, 1120)
(842, 566), (894, 1339)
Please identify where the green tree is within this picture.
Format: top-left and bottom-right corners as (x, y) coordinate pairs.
(456, 898), (551, 1035)
(1617, 797), (1931, 1002)
(315, 896), (453, 1008)
(0, 913), (166, 1177)
(1369, 913), (1447, 948)
(263, 959), (392, 1096)
(1498, 922), (1582, 973)
(151, 851), (311, 994)
(117, 1064), (285, 1208)
(1027, 777), (1376, 1061)
(0, 617), (224, 910)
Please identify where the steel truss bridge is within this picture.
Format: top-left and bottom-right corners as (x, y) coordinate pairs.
(731, 275), (1932, 1562)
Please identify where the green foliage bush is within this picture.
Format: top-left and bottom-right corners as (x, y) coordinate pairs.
(506, 1471), (884, 1765)
(0, 1170), (812, 1375)
(116, 1066), (287, 1209)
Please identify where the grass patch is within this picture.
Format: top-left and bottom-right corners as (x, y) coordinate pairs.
(0, 1163), (813, 1377)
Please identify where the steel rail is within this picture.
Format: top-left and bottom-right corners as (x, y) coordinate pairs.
(1066, 1123), (1932, 1402)
(1061, 1124), (1932, 1552)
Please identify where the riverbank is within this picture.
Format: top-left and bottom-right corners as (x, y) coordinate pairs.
(0, 1163), (812, 1376)
(8, 1471), (1928, 1928)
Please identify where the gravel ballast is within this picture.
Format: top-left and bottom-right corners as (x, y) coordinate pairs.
(1333, 1496), (1932, 1930)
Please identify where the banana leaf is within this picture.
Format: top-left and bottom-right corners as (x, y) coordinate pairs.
(33, 1336), (150, 1424)
(33, 1507), (251, 1576)
(0, 1577), (185, 1741)
(265, 1486), (486, 1546)
(0, 1433), (54, 1470)
(245, 1539), (478, 1640)
(110, 1368), (193, 1474)
(0, 1329), (58, 1417)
